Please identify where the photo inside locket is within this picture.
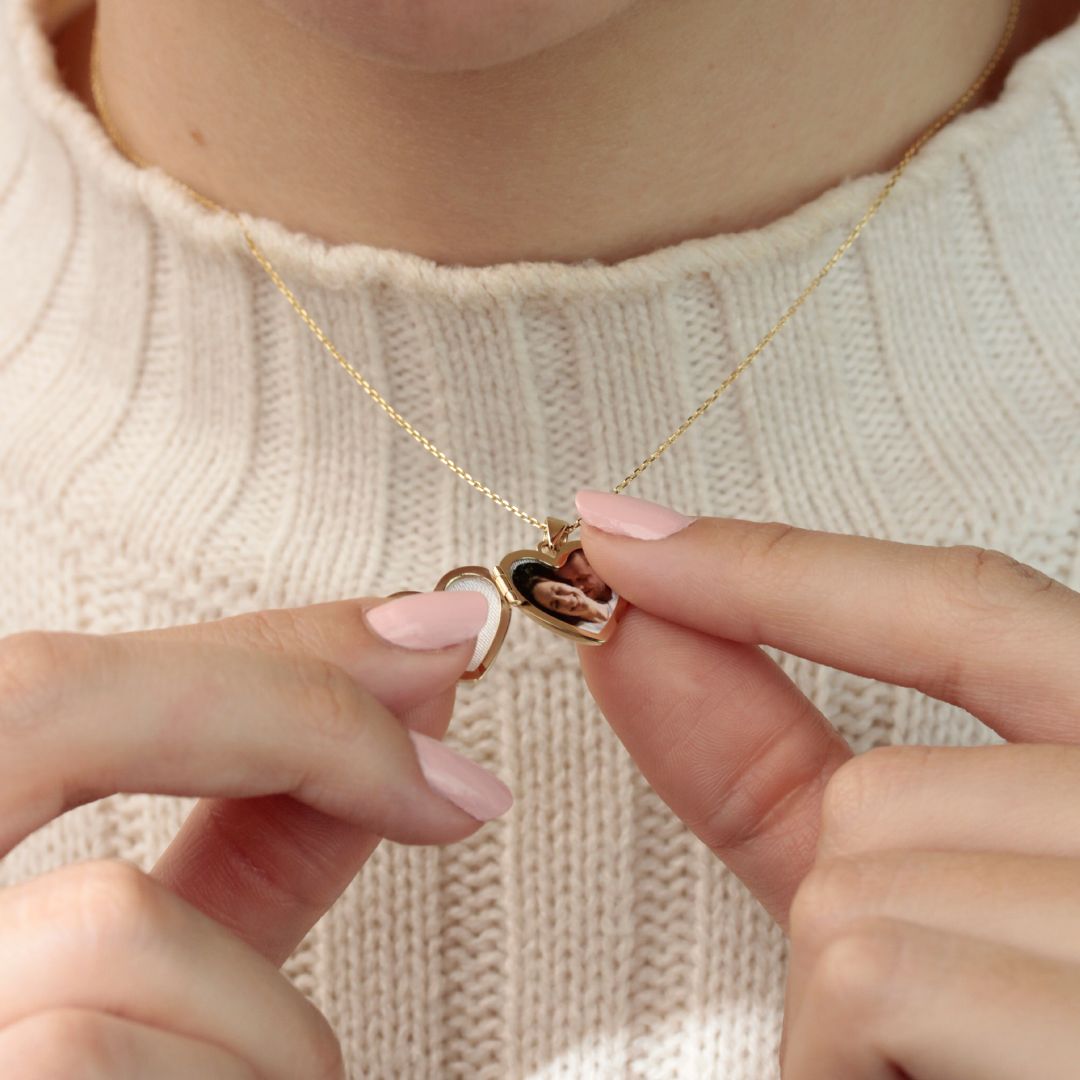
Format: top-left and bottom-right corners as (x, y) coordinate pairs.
(441, 573), (503, 671)
(511, 550), (619, 633)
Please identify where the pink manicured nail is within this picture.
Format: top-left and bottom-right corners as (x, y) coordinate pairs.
(409, 731), (513, 822)
(575, 490), (695, 540)
(366, 591), (489, 650)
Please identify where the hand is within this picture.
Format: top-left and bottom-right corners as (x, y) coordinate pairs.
(574, 490), (1080, 1079)
(0, 592), (509, 1076)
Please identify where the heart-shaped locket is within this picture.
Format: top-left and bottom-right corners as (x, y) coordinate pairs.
(494, 519), (626, 645)
(404, 520), (623, 683)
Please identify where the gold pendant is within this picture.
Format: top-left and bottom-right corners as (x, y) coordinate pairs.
(417, 518), (626, 682)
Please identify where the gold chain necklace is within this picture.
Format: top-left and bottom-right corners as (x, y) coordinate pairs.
(90, 6), (1019, 677)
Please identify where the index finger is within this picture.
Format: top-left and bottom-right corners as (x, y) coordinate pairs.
(143, 595), (474, 715)
(141, 596), (496, 961)
(576, 492), (1080, 743)
(0, 628), (494, 858)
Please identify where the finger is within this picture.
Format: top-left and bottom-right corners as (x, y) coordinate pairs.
(152, 686), (460, 965)
(144, 594), (483, 715)
(786, 851), (1080, 1046)
(0, 1009), (258, 1080)
(0, 627), (508, 857)
(0, 861), (343, 1080)
(153, 796), (381, 967)
(578, 606), (851, 928)
(783, 920), (1080, 1080)
(151, 596), (478, 960)
(575, 492), (1080, 741)
(817, 744), (1080, 860)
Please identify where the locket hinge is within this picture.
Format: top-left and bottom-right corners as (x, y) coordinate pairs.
(493, 566), (521, 607)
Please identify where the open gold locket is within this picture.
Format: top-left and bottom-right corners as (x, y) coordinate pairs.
(394, 518), (627, 682)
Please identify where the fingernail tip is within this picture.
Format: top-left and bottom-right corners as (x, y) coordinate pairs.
(409, 731), (513, 822)
(474, 777), (514, 822)
(574, 490), (695, 540)
(366, 590), (489, 649)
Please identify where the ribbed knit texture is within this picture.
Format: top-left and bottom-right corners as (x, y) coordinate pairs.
(2, 2), (1080, 1076)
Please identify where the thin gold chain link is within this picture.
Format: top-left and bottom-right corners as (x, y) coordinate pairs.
(240, 232), (549, 528)
(91, 2), (1020, 535)
(91, 34), (547, 529)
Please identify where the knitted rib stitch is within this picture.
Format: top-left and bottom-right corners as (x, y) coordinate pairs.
(2, 2), (1080, 1077)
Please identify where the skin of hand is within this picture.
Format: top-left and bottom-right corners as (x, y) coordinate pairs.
(0, 598), (494, 1077)
(577, 512), (1080, 1078)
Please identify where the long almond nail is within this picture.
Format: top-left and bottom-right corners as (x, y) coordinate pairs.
(575, 490), (695, 540)
(366, 591), (489, 650)
(409, 732), (513, 822)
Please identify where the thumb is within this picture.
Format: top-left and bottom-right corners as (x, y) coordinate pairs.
(578, 606), (850, 930)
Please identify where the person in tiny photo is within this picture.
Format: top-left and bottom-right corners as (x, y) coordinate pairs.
(515, 560), (613, 630)
(554, 548), (614, 603)
(554, 548), (619, 629)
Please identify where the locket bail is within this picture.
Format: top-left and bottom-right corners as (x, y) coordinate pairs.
(540, 517), (574, 554)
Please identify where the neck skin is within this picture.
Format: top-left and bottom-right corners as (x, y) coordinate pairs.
(56, 0), (1072, 266)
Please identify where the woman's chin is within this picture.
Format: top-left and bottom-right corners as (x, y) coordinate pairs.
(262, 0), (636, 70)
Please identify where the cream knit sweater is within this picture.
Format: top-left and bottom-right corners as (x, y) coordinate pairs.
(3, 1), (1080, 1076)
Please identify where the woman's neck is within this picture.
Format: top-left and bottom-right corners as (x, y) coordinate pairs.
(57, 0), (1071, 266)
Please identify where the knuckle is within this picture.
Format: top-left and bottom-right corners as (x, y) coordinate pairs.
(0, 632), (78, 737)
(819, 752), (886, 848)
(789, 858), (863, 951)
(0, 1009), (115, 1080)
(291, 657), (367, 743)
(59, 859), (168, 949)
(819, 747), (923, 855)
(737, 521), (804, 580)
(934, 545), (1057, 615)
(228, 606), (307, 655)
(919, 547), (1063, 706)
(808, 922), (904, 1020)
